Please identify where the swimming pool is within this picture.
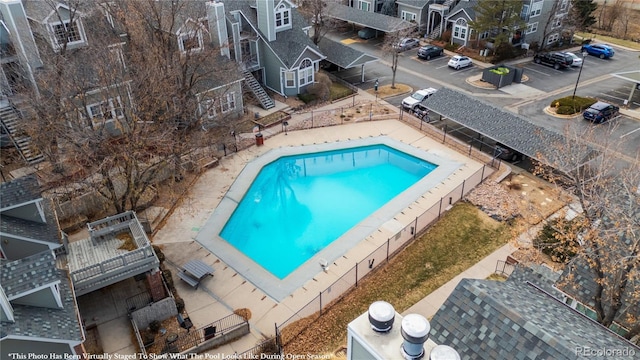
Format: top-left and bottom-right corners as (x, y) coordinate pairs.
(196, 137), (462, 300)
(220, 145), (437, 279)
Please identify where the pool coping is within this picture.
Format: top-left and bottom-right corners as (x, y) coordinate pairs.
(194, 136), (463, 301)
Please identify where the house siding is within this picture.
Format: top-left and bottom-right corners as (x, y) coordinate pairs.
(1, 338), (74, 357)
(259, 41), (284, 94)
(1, 237), (49, 260)
(10, 287), (59, 309)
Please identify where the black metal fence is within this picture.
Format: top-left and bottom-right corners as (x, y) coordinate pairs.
(161, 313), (248, 354)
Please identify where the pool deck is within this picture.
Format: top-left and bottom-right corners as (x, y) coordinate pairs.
(146, 114), (487, 354)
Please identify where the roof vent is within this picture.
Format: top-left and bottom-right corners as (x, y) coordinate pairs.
(429, 345), (460, 360)
(401, 314), (430, 360)
(368, 301), (395, 332)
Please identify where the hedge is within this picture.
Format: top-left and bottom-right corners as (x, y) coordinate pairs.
(550, 96), (597, 115)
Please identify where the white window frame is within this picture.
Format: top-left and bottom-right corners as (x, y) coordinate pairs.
(530, 1), (543, 18)
(87, 96), (123, 123)
(50, 19), (85, 48)
(298, 59), (314, 87)
(453, 19), (467, 40)
(401, 11), (417, 22)
(552, 16), (563, 28)
(201, 98), (217, 119)
(546, 33), (560, 44)
(178, 30), (203, 54)
(560, 0), (568, 11)
(358, 0), (371, 12)
(479, 31), (490, 40)
(526, 22), (538, 34)
(284, 71), (295, 88)
(220, 92), (236, 113)
(275, 4), (291, 29)
(108, 42), (126, 69)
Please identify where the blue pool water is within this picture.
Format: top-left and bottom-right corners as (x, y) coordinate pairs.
(220, 145), (437, 279)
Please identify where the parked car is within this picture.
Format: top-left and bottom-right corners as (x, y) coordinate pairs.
(564, 52), (583, 67)
(358, 27), (377, 40)
(447, 55), (472, 70)
(581, 43), (614, 59)
(494, 143), (523, 162)
(582, 101), (619, 123)
(533, 52), (574, 69)
(401, 88), (438, 110)
(417, 45), (444, 60)
(395, 38), (420, 51)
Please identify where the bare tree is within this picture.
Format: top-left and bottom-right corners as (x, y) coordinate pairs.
(534, 124), (640, 342)
(381, 25), (418, 89)
(298, 0), (335, 45)
(23, 0), (242, 213)
(603, 0), (624, 32)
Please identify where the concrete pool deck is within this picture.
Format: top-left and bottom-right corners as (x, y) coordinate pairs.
(147, 115), (488, 354)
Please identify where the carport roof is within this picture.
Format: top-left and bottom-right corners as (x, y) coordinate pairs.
(422, 88), (590, 165)
(611, 70), (640, 83)
(317, 38), (379, 69)
(325, 3), (415, 33)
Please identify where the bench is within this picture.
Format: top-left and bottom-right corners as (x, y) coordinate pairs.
(177, 270), (200, 289)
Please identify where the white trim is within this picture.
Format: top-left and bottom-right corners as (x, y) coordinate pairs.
(401, 11), (417, 22)
(358, 0), (371, 12)
(7, 282), (61, 305)
(49, 18), (86, 50)
(220, 92), (236, 113)
(284, 71), (295, 88)
(0, 286), (14, 323)
(530, 1), (543, 17)
(298, 58), (314, 87)
(0, 232), (60, 248)
(2, 334), (80, 348)
(290, 46), (325, 70)
(275, 3), (291, 30)
(0, 198), (42, 213)
(108, 42), (127, 69)
(546, 33), (560, 44)
(86, 96), (124, 123)
(178, 30), (204, 54)
(42, 3), (84, 24)
(526, 22), (538, 34)
(35, 199), (46, 223)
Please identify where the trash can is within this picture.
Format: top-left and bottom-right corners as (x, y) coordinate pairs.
(255, 132), (264, 146)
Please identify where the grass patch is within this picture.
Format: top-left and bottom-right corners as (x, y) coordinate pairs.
(254, 110), (289, 127)
(550, 96), (596, 115)
(282, 202), (512, 354)
(486, 273), (508, 281)
(575, 32), (640, 51)
(329, 82), (355, 101)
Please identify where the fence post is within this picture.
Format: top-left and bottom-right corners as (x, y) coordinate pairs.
(461, 179), (465, 198)
(481, 165), (485, 181)
(353, 95), (355, 106)
(355, 263), (358, 287)
(319, 292), (322, 315)
(438, 197), (443, 218)
(370, 103), (373, 121)
(468, 144), (472, 156)
(311, 110), (314, 128)
(413, 217), (418, 239)
(442, 124), (447, 144)
(386, 238), (390, 262)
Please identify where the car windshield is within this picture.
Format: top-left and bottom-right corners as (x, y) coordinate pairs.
(411, 93), (425, 100)
(585, 108), (599, 114)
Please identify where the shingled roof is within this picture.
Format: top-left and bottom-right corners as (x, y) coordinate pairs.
(429, 276), (638, 359)
(325, 2), (415, 33)
(0, 251), (59, 298)
(0, 175), (41, 210)
(317, 37), (378, 69)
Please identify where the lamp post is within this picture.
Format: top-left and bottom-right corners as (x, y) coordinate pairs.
(282, 121), (288, 135)
(230, 130), (237, 152)
(572, 52), (588, 100)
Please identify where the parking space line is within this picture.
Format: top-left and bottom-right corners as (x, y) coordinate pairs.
(600, 93), (627, 102)
(522, 66), (551, 76)
(620, 126), (640, 139)
(436, 64), (449, 69)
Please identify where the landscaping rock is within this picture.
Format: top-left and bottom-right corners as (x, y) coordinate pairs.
(465, 180), (520, 221)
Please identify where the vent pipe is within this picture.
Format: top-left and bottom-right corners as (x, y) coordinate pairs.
(401, 314), (430, 360)
(368, 301), (395, 332)
(430, 345), (461, 360)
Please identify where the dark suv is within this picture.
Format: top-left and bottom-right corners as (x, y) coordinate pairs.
(582, 101), (619, 123)
(533, 52), (574, 70)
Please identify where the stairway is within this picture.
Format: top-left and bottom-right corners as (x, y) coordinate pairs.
(0, 104), (45, 165)
(243, 70), (275, 110)
(426, 0), (459, 40)
(426, 23), (442, 40)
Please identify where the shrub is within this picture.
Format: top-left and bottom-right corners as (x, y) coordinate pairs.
(550, 96), (597, 115)
(162, 269), (174, 290)
(492, 42), (523, 62)
(440, 29), (452, 42)
(152, 245), (165, 263)
(298, 92), (316, 104)
(307, 72), (330, 102)
(175, 297), (185, 313)
(490, 67), (510, 75)
(444, 43), (459, 52)
(533, 219), (581, 263)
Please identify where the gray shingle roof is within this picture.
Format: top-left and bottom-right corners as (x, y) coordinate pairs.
(507, 264), (563, 298)
(396, 0), (430, 9)
(0, 251), (59, 298)
(317, 37), (378, 69)
(0, 175), (42, 210)
(325, 2), (415, 33)
(1, 257), (83, 342)
(223, 1), (323, 68)
(447, 0), (479, 22)
(0, 199), (62, 245)
(430, 278), (638, 359)
(422, 88), (586, 166)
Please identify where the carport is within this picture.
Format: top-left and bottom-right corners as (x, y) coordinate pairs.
(325, 2), (415, 34)
(317, 38), (379, 83)
(422, 88), (597, 168)
(611, 70), (640, 107)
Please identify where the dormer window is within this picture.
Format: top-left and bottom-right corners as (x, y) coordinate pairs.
(51, 19), (84, 47)
(179, 31), (203, 54)
(87, 96), (123, 123)
(275, 4), (290, 29)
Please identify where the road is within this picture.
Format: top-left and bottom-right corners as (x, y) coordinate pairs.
(325, 29), (640, 161)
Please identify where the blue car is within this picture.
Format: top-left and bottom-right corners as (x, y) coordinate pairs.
(581, 43), (614, 59)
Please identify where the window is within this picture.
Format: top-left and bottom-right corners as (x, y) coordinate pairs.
(179, 31), (203, 54)
(275, 4), (290, 29)
(401, 11), (416, 22)
(221, 92), (236, 113)
(560, 0), (568, 11)
(51, 20), (84, 47)
(520, 4), (529, 20)
(285, 71), (295, 88)
(298, 59), (314, 87)
(453, 19), (467, 40)
(202, 99), (216, 119)
(526, 22), (538, 34)
(358, 0), (371, 12)
(530, 1), (543, 17)
(479, 31), (490, 40)
(546, 33), (559, 44)
(109, 43), (126, 69)
(552, 16), (563, 28)
(87, 97), (123, 122)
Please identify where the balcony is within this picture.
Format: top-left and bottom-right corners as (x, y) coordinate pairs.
(64, 211), (159, 296)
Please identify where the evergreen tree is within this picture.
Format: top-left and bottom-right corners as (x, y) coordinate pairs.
(571, 0), (598, 31)
(469, 0), (525, 51)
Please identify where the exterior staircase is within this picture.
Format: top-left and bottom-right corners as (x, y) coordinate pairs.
(243, 70), (275, 110)
(426, 0), (459, 40)
(426, 23), (443, 40)
(0, 103), (45, 165)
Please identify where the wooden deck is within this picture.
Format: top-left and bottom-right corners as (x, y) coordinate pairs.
(67, 235), (132, 272)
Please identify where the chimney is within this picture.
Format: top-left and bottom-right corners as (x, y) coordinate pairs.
(368, 301), (395, 332)
(401, 314), (430, 360)
(429, 345), (461, 360)
(206, 1), (229, 58)
(256, 0), (275, 42)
